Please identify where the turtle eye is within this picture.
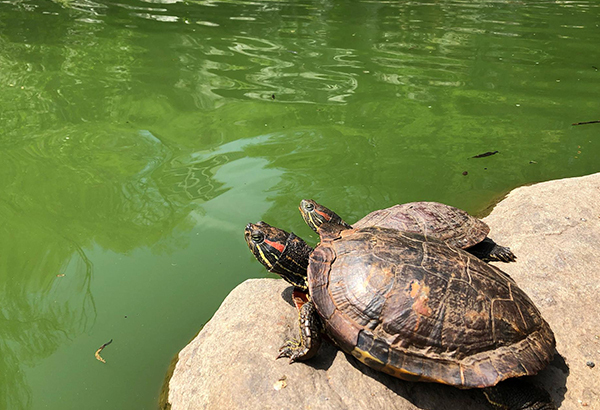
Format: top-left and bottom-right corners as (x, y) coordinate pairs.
(251, 232), (264, 243)
(305, 202), (314, 211)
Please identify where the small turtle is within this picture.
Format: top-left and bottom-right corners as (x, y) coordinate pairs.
(244, 221), (556, 410)
(300, 199), (516, 262)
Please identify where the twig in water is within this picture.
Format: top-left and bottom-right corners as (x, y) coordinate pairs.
(572, 120), (600, 126)
(471, 151), (499, 158)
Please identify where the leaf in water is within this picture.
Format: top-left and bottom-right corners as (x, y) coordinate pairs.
(95, 339), (113, 364)
(471, 151), (499, 159)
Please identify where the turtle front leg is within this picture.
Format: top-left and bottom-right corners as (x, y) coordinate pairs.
(277, 300), (323, 363)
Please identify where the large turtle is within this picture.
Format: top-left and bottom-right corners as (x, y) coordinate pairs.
(299, 199), (516, 262)
(244, 221), (556, 409)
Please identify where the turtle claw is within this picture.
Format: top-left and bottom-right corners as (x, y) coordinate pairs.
(468, 239), (517, 263)
(276, 339), (305, 364)
(277, 351), (300, 364)
(277, 339), (301, 362)
(490, 246), (517, 263)
(276, 349), (293, 361)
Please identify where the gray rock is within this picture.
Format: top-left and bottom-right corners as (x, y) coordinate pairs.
(483, 173), (600, 409)
(166, 173), (600, 410)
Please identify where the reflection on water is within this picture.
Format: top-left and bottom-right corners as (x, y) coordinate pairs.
(1, 0), (600, 408)
(0, 200), (95, 408)
(0, 120), (265, 406)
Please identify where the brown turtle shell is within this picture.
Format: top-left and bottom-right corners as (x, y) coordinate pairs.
(307, 225), (555, 388)
(352, 202), (489, 250)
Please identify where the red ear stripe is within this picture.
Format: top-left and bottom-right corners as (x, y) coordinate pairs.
(316, 209), (331, 221)
(264, 239), (285, 253)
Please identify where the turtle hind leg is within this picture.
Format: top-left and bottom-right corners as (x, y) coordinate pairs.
(467, 237), (517, 263)
(277, 300), (323, 363)
(483, 378), (556, 410)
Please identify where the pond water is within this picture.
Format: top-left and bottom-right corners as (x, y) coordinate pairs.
(1, 0), (599, 408)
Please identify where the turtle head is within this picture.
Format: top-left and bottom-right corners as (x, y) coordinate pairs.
(244, 221), (312, 290)
(244, 221), (288, 268)
(299, 199), (352, 232)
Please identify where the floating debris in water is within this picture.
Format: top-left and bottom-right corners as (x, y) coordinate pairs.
(572, 120), (600, 126)
(95, 339), (113, 364)
(471, 151), (499, 158)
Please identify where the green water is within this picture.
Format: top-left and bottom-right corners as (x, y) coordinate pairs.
(1, 0), (599, 408)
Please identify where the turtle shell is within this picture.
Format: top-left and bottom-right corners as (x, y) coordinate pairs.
(352, 202), (489, 250)
(307, 225), (554, 388)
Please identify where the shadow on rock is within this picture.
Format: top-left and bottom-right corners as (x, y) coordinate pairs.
(344, 348), (568, 409)
(280, 287), (297, 309)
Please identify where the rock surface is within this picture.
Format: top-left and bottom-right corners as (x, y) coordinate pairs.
(166, 173), (600, 410)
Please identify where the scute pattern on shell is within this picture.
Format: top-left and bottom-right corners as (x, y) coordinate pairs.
(308, 226), (554, 388)
(352, 202), (490, 249)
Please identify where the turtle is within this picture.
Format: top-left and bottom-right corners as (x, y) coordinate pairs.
(244, 221), (556, 410)
(299, 199), (516, 262)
